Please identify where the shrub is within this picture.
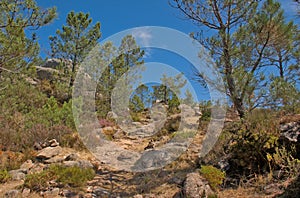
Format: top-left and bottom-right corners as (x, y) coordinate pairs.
(228, 109), (280, 173)
(199, 101), (212, 121)
(0, 87), (77, 151)
(0, 169), (11, 183)
(130, 112), (142, 122)
(0, 151), (29, 171)
(200, 165), (225, 190)
(267, 146), (300, 179)
(24, 165), (95, 191)
(0, 80), (48, 116)
(24, 169), (55, 191)
(53, 165), (95, 187)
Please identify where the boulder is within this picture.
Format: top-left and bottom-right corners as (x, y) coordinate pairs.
(28, 163), (46, 174)
(63, 160), (93, 169)
(184, 172), (214, 198)
(41, 188), (60, 198)
(93, 187), (110, 197)
(4, 190), (20, 198)
(44, 155), (66, 164)
(36, 146), (62, 160)
(33, 142), (43, 150)
(106, 111), (118, 120)
(8, 169), (26, 181)
(279, 120), (300, 159)
(22, 188), (31, 197)
(20, 160), (34, 171)
(35, 66), (59, 81)
(49, 139), (59, 147)
(65, 153), (79, 161)
(179, 104), (196, 117)
(43, 58), (72, 69)
(280, 121), (300, 142)
(194, 107), (202, 116)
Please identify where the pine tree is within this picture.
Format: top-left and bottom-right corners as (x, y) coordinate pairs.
(129, 94), (145, 112)
(264, 7), (300, 110)
(135, 84), (150, 107)
(0, 0), (56, 80)
(49, 11), (101, 92)
(96, 35), (145, 118)
(183, 89), (195, 106)
(152, 73), (186, 109)
(172, 0), (298, 117)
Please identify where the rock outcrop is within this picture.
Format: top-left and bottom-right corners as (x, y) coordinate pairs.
(280, 121), (300, 142)
(184, 172), (214, 198)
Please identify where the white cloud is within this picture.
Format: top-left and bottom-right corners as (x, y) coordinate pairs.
(132, 28), (153, 58)
(132, 28), (152, 46)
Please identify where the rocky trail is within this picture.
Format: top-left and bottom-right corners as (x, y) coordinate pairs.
(1, 110), (299, 197)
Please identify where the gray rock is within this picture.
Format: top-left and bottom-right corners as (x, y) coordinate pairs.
(41, 188), (60, 198)
(44, 155), (66, 164)
(22, 188), (31, 197)
(36, 146), (62, 159)
(33, 142), (42, 150)
(28, 163), (46, 174)
(63, 160), (80, 167)
(218, 159), (230, 171)
(35, 66), (60, 81)
(93, 187), (109, 196)
(184, 172), (214, 198)
(125, 123), (156, 138)
(20, 160), (34, 171)
(132, 150), (173, 171)
(179, 104), (196, 117)
(65, 153), (79, 161)
(280, 122), (300, 142)
(194, 107), (202, 116)
(106, 111), (117, 120)
(49, 139), (59, 147)
(4, 190), (20, 198)
(78, 160), (94, 169)
(8, 169), (26, 181)
(63, 160), (93, 169)
(43, 58), (72, 69)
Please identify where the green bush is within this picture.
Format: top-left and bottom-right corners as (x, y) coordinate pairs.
(267, 146), (300, 178)
(30, 96), (75, 129)
(24, 165), (95, 191)
(228, 109), (280, 173)
(199, 101), (212, 121)
(200, 165), (225, 190)
(0, 79), (48, 116)
(24, 169), (55, 191)
(0, 83), (77, 151)
(52, 165), (95, 187)
(0, 169), (11, 183)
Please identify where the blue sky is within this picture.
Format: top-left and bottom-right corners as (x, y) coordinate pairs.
(35, 0), (299, 102)
(36, 0), (196, 56)
(35, 0), (299, 53)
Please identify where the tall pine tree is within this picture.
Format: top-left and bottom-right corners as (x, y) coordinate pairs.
(49, 11), (101, 92)
(0, 0), (56, 80)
